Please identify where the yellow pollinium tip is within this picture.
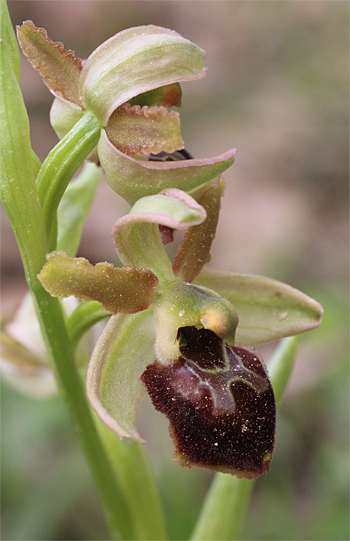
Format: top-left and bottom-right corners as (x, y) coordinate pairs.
(201, 309), (227, 336)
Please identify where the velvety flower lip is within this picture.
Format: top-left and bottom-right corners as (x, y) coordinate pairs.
(142, 326), (276, 479)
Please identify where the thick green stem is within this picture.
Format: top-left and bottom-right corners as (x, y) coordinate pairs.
(96, 416), (168, 541)
(0, 5), (138, 535)
(34, 288), (134, 540)
(190, 476), (253, 541)
(190, 336), (300, 541)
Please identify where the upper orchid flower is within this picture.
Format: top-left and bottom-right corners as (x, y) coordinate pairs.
(17, 22), (235, 205)
(38, 185), (323, 479)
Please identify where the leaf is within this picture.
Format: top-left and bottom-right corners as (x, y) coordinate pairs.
(87, 310), (156, 442)
(3, 0), (20, 81)
(80, 25), (207, 125)
(173, 179), (223, 282)
(194, 268), (323, 345)
(0, 0), (48, 283)
(57, 162), (101, 257)
(38, 251), (159, 314)
(95, 417), (168, 541)
(268, 335), (300, 408)
(16, 20), (82, 105)
(98, 129), (235, 205)
(189, 336), (300, 541)
(112, 189), (207, 285)
(106, 104), (184, 157)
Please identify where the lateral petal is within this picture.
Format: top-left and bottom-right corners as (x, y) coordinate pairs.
(17, 21), (82, 105)
(38, 251), (158, 314)
(106, 104), (184, 157)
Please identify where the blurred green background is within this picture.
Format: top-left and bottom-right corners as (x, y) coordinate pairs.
(2, 1), (349, 540)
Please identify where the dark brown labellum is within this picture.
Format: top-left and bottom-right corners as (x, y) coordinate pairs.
(141, 326), (276, 478)
(158, 225), (174, 245)
(148, 148), (193, 162)
(151, 149), (193, 245)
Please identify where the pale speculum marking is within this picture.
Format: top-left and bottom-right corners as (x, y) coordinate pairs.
(181, 342), (269, 416)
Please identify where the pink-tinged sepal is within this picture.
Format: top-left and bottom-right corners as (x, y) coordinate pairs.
(98, 129), (235, 204)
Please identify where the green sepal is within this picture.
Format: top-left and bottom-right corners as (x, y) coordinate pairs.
(57, 162), (101, 257)
(173, 179), (223, 282)
(112, 189), (206, 286)
(194, 268), (323, 345)
(16, 20), (82, 105)
(87, 310), (157, 442)
(98, 129), (235, 204)
(50, 96), (84, 140)
(79, 25), (207, 126)
(38, 251), (159, 314)
(154, 281), (239, 364)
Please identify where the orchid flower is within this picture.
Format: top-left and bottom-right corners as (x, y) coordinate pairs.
(1, 4), (325, 536)
(38, 185), (323, 479)
(0, 293), (98, 398)
(17, 21), (235, 210)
